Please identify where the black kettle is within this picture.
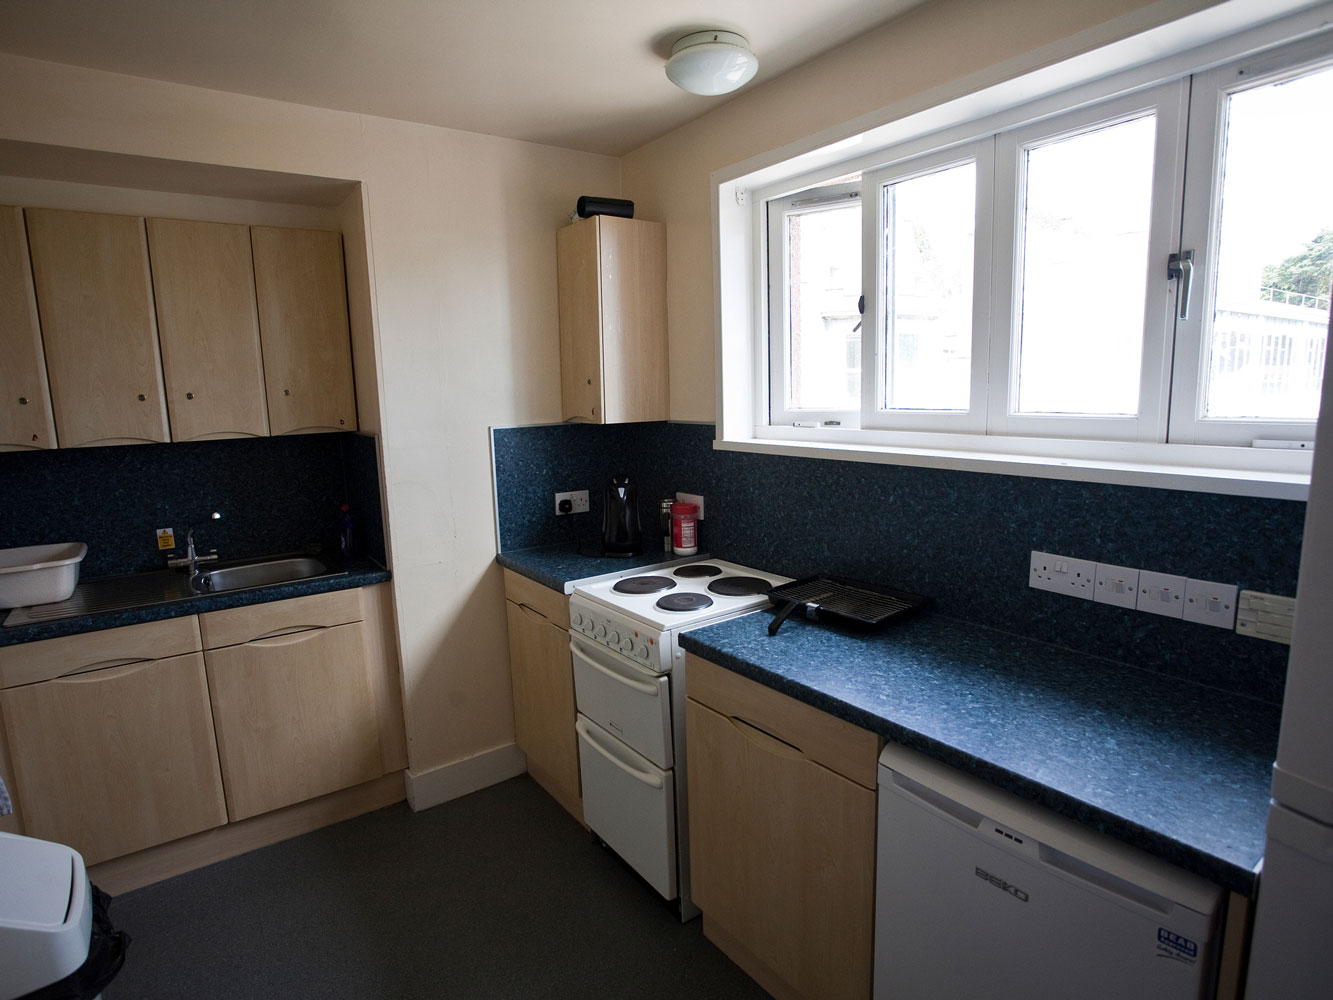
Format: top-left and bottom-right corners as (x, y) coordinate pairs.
(602, 476), (643, 557)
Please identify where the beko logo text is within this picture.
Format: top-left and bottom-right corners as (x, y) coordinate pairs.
(975, 867), (1029, 902)
(1157, 928), (1198, 958)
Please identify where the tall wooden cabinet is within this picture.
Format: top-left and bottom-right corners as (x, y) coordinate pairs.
(556, 215), (667, 423)
(251, 226), (358, 435)
(146, 217), (270, 441)
(686, 653), (881, 1000)
(0, 205), (57, 451)
(503, 570), (582, 822)
(25, 207), (170, 447)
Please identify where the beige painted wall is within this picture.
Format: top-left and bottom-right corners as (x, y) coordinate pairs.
(0, 53), (619, 780)
(620, 0), (1226, 421)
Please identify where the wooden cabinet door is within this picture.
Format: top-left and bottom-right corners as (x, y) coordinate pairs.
(146, 218), (269, 440)
(205, 621), (382, 821)
(505, 598), (581, 821)
(25, 208), (169, 447)
(0, 651), (228, 865)
(687, 696), (877, 1000)
(251, 226), (357, 435)
(557, 216), (604, 422)
(556, 215), (668, 424)
(0, 205), (57, 450)
(598, 216), (667, 424)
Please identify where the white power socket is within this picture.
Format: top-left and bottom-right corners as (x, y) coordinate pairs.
(553, 490), (590, 516)
(1183, 579), (1238, 629)
(1137, 570), (1187, 619)
(1029, 551), (1096, 599)
(1093, 563), (1140, 610)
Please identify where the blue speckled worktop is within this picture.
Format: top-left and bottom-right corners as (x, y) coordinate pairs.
(678, 609), (1278, 897)
(496, 542), (691, 593)
(0, 561), (391, 647)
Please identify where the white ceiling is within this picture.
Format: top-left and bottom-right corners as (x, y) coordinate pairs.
(0, 0), (927, 157)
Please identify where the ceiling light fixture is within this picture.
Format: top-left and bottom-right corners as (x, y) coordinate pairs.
(665, 30), (759, 96)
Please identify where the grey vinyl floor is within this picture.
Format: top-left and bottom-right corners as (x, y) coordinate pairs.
(102, 775), (769, 999)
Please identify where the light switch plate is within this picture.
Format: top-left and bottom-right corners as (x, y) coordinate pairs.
(1093, 563), (1140, 609)
(1029, 551), (1096, 599)
(1137, 570), (1187, 618)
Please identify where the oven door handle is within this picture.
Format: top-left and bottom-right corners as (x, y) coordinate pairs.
(569, 639), (659, 695)
(576, 717), (665, 788)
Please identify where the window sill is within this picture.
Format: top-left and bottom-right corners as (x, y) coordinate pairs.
(717, 427), (1311, 500)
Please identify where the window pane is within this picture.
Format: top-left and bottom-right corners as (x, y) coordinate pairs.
(1016, 115), (1156, 416)
(1202, 66), (1333, 422)
(785, 201), (861, 410)
(881, 162), (975, 411)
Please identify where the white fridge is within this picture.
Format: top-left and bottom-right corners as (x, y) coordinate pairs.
(1245, 336), (1333, 997)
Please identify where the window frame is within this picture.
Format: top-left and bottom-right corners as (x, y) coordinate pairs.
(987, 82), (1189, 442)
(765, 181), (862, 427)
(861, 139), (994, 434)
(717, 4), (1333, 499)
(1168, 34), (1333, 446)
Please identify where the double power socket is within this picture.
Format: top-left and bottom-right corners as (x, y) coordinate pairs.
(1029, 551), (1238, 629)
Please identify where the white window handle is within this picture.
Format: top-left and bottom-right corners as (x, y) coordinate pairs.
(576, 718), (664, 788)
(1168, 250), (1194, 320)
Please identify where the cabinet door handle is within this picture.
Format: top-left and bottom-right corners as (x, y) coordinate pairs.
(517, 602), (549, 625)
(728, 715), (805, 760)
(244, 626), (326, 648)
(54, 659), (156, 684)
(576, 717), (664, 788)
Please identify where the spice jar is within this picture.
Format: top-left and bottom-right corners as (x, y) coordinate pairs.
(671, 501), (699, 556)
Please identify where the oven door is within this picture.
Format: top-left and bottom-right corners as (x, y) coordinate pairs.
(576, 713), (677, 899)
(570, 635), (673, 769)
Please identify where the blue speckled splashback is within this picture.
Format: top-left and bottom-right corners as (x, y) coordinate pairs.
(492, 421), (1302, 702)
(1, 432), (386, 578)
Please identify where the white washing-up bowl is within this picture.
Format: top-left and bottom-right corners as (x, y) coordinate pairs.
(0, 543), (88, 609)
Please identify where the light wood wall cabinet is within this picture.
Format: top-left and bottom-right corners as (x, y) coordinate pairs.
(556, 215), (667, 423)
(251, 226), (358, 435)
(201, 589), (383, 821)
(146, 218), (270, 441)
(685, 653), (882, 1000)
(502, 570), (582, 822)
(25, 207), (170, 447)
(0, 617), (228, 866)
(0, 205), (57, 450)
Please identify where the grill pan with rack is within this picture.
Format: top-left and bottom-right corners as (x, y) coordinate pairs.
(765, 575), (931, 636)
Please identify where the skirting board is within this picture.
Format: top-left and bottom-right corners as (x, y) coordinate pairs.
(405, 742), (526, 811)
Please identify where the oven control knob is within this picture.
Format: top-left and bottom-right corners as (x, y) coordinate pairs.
(636, 643), (649, 659)
(595, 624), (607, 638)
(608, 630), (620, 645)
(620, 636), (635, 653)
(571, 612), (584, 628)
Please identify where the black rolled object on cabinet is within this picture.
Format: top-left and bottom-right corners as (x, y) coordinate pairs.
(576, 196), (634, 219)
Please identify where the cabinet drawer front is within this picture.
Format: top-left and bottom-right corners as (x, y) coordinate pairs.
(0, 615), (202, 689)
(685, 653), (881, 789)
(0, 651), (228, 865)
(502, 569), (569, 629)
(205, 620), (383, 821)
(200, 588), (363, 649)
(686, 696), (875, 1000)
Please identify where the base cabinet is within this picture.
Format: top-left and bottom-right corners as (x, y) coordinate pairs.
(685, 653), (880, 1000)
(502, 570), (582, 822)
(201, 591), (383, 822)
(0, 642), (227, 866)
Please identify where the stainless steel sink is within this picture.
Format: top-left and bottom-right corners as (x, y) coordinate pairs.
(191, 556), (340, 594)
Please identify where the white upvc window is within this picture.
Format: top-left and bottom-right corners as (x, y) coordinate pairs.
(758, 35), (1331, 456)
(1169, 34), (1333, 446)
